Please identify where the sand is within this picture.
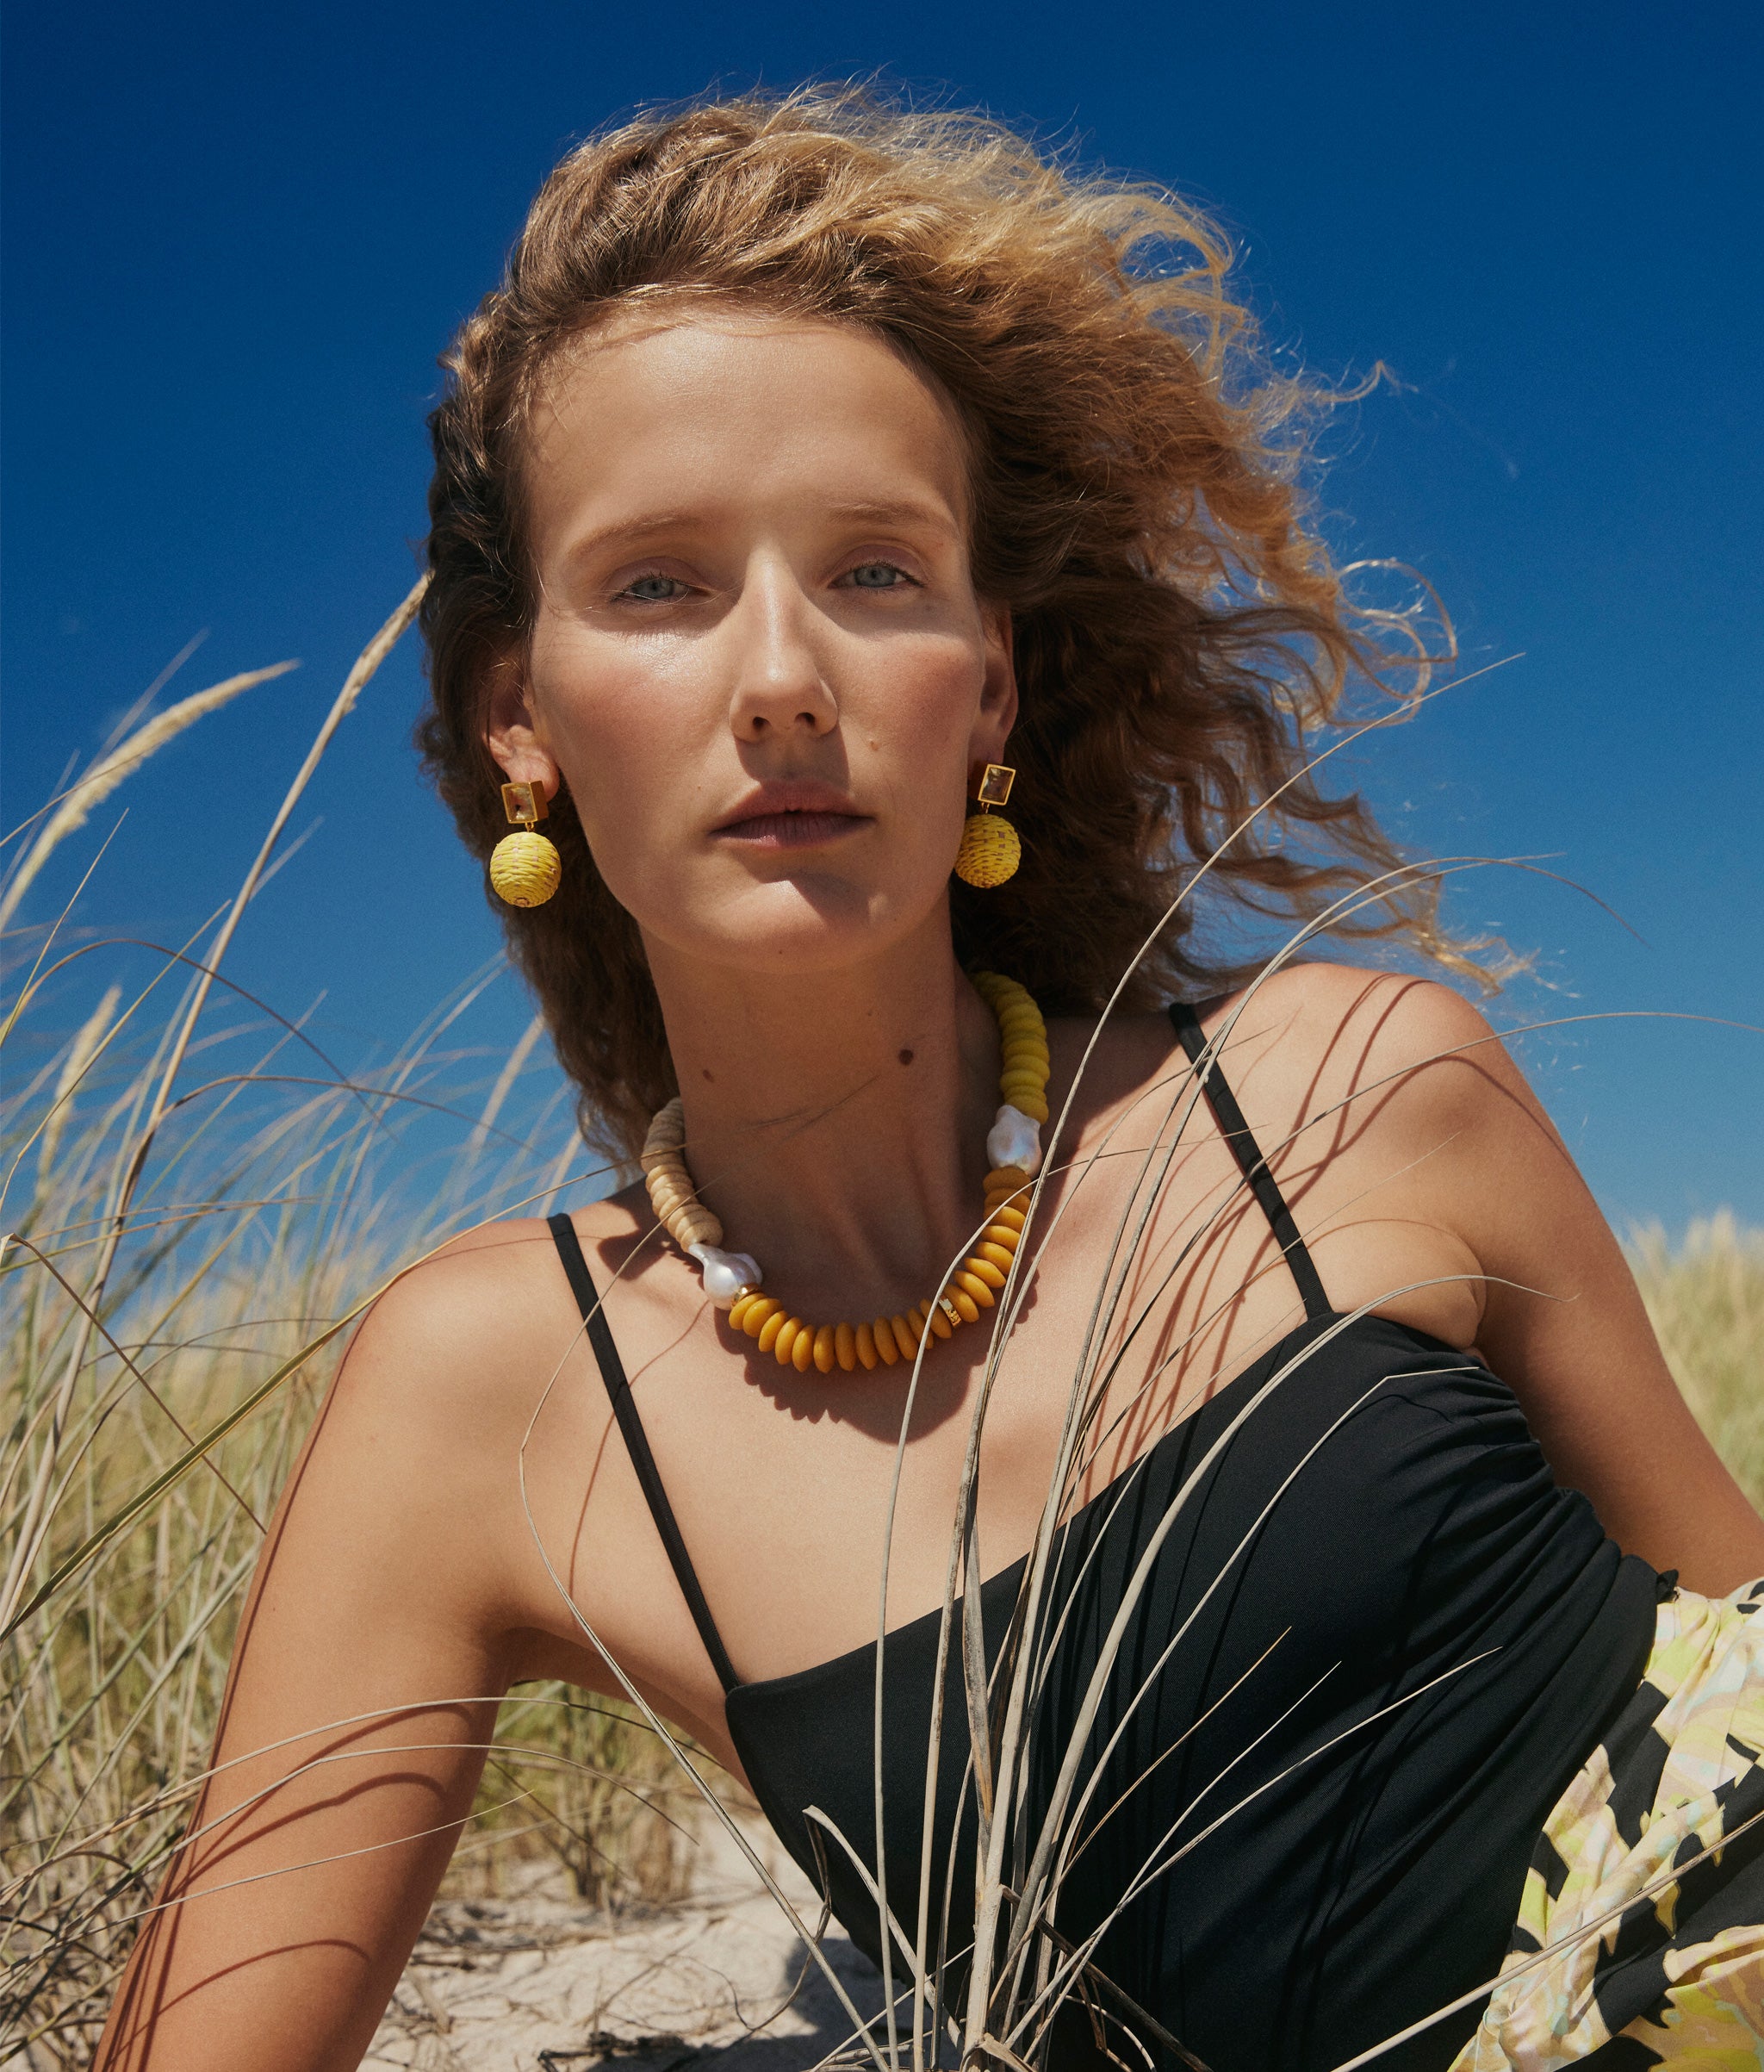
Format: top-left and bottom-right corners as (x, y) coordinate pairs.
(365, 1820), (898, 2072)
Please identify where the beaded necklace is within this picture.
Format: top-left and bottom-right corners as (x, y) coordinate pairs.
(639, 974), (1050, 1375)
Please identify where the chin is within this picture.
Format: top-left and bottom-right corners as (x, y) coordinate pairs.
(652, 874), (945, 979)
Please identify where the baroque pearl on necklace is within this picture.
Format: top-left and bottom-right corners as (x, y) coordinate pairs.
(638, 973), (1051, 1376)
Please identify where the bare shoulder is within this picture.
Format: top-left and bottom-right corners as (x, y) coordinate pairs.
(240, 1206), (662, 1670)
(1207, 961), (1543, 1142)
(1058, 963), (1533, 1148)
(337, 1216), (592, 1433)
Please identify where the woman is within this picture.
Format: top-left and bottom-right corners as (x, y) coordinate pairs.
(96, 89), (1764, 2071)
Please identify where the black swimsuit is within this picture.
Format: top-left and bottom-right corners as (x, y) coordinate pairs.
(547, 1005), (1661, 2072)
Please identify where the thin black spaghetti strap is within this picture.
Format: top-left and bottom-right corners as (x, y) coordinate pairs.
(546, 1213), (740, 1695)
(1167, 1003), (1332, 1322)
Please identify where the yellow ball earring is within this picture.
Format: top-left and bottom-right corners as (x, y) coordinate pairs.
(953, 762), (1021, 888)
(489, 781), (562, 907)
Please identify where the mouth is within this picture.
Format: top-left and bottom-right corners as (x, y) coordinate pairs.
(711, 788), (872, 849)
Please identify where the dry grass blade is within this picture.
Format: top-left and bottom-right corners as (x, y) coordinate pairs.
(0, 663), (296, 934)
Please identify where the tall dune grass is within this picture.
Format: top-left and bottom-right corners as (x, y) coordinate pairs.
(1630, 1211), (1764, 1510)
(3, 600), (1761, 2069)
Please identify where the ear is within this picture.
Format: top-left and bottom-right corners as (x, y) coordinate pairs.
(970, 600), (1019, 766)
(482, 653), (562, 800)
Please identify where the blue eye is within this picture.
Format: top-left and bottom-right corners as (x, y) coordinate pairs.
(623, 574), (682, 601)
(848, 562), (906, 589)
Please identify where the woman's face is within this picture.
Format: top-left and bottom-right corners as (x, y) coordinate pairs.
(488, 309), (1016, 980)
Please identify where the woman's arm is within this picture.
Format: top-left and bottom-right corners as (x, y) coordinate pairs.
(94, 1260), (536, 2072)
(1313, 972), (1764, 1595)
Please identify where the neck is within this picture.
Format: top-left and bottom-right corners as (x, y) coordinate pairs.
(641, 912), (1001, 1317)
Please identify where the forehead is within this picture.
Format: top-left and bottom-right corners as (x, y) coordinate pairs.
(521, 309), (971, 555)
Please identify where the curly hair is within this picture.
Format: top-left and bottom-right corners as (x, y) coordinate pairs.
(418, 84), (1469, 1160)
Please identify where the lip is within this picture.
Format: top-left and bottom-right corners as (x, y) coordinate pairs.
(711, 781), (872, 849)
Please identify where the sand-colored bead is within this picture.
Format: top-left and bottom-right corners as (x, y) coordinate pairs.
(757, 1310), (787, 1354)
(773, 1316), (803, 1366)
(873, 1319), (900, 1366)
(855, 1322), (879, 1370)
(975, 1241), (1016, 1274)
(792, 1326), (815, 1372)
(813, 1325), (836, 1374)
(964, 1255), (1007, 1291)
(835, 1322), (858, 1372)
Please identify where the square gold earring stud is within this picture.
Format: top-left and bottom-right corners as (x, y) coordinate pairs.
(500, 780), (550, 826)
(973, 763), (1016, 808)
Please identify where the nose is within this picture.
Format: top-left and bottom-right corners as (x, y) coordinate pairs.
(727, 559), (839, 743)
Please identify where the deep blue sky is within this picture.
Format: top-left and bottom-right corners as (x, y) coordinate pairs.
(3, 0), (1760, 1223)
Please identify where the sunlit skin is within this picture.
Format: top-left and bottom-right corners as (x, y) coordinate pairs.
(96, 312), (1764, 2071)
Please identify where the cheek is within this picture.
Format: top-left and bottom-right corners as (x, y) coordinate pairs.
(529, 621), (717, 832)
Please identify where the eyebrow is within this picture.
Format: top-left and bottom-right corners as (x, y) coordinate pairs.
(560, 495), (962, 566)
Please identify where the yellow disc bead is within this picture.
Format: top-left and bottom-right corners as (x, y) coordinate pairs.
(954, 812), (1021, 889)
(792, 1326), (815, 1372)
(747, 1297), (785, 1337)
(1001, 1048), (1050, 1078)
(944, 1285), (981, 1324)
(813, 1325), (836, 1374)
(488, 830), (562, 908)
(873, 1318), (900, 1366)
(772, 1316), (802, 1366)
(754, 1310), (785, 1353)
(989, 1206), (1028, 1234)
(835, 1322), (859, 1372)
(925, 1299), (955, 1341)
(892, 1313), (921, 1357)
(964, 1254), (1007, 1291)
(976, 1241), (1016, 1274)
(953, 1270), (994, 1309)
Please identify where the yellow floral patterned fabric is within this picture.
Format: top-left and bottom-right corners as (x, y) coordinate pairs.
(1450, 1577), (1764, 2069)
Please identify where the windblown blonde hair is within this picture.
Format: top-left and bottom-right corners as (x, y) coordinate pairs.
(418, 84), (1469, 1157)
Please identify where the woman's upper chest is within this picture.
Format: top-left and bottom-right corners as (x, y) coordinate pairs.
(510, 1032), (1483, 1712)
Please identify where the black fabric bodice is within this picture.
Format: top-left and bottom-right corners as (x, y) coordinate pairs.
(722, 1314), (1657, 2072)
